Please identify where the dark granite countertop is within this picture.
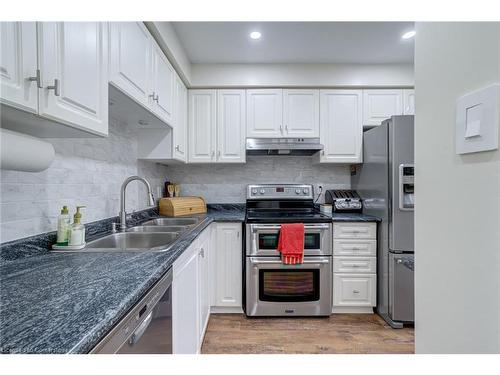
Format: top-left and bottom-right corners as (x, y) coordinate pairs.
(0, 204), (245, 354)
(0, 203), (379, 354)
(328, 212), (381, 222)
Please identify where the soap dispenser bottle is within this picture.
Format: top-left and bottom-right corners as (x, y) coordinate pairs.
(56, 206), (70, 246)
(69, 206), (86, 246)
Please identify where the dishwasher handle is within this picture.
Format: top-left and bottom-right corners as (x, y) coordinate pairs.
(128, 311), (153, 346)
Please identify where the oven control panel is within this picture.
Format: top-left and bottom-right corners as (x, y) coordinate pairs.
(247, 184), (314, 200)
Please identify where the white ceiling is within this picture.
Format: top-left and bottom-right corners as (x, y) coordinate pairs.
(171, 22), (415, 64)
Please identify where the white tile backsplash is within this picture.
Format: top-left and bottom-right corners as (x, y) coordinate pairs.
(0, 119), (168, 243)
(165, 156), (351, 203)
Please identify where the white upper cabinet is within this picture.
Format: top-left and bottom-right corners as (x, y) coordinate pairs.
(317, 90), (362, 164)
(38, 22), (108, 135)
(188, 89), (217, 163)
(0, 22), (38, 113)
(0, 22), (108, 137)
(172, 75), (187, 162)
(246, 89), (283, 138)
(151, 43), (174, 125)
(109, 22), (152, 108)
(188, 89), (246, 164)
(362, 89), (403, 127)
(283, 89), (319, 137)
(403, 89), (415, 115)
(217, 89), (246, 163)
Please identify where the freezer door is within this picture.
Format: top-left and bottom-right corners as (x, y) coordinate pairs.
(389, 253), (414, 322)
(388, 116), (414, 252)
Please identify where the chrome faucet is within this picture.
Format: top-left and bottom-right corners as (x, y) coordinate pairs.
(118, 176), (155, 231)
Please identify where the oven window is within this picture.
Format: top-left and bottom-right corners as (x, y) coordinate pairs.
(259, 269), (320, 302)
(258, 233), (321, 250)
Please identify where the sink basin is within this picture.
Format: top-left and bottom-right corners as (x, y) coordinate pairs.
(142, 218), (200, 226)
(85, 232), (179, 251)
(127, 225), (187, 233)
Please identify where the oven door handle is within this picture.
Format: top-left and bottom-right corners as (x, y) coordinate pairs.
(250, 258), (330, 265)
(251, 224), (330, 232)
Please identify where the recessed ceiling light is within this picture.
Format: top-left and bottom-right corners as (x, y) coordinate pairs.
(401, 30), (416, 40)
(249, 31), (261, 40)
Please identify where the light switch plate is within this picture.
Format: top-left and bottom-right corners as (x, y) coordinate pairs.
(456, 84), (499, 154)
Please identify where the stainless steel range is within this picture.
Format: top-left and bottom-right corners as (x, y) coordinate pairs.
(244, 184), (332, 317)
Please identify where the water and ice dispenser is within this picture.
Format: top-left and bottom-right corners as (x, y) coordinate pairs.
(399, 164), (414, 210)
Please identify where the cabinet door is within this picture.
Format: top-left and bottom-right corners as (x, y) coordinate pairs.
(173, 76), (187, 162)
(38, 22), (108, 136)
(246, 89), (283, 138)
(217, 89), (246, 163)
(151, 44), (174, 125)
(109, 22), (152, 109)
(173, 246), (199, 354)
(0, 22), (38, 113)
(188, 89), (217, 163)
(362, 89), (403, 127)
(213, 223), (242, 307)
(318, 90), (362, 163)
(283, 89), (319, 137)
(403, 89), (415, 115)
(333, 273), (376, 307)
(197, 228), (211, 346)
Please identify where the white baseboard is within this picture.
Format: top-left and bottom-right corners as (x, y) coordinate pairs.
(210, 306), (244, 314)
(331, 306), (374, 314)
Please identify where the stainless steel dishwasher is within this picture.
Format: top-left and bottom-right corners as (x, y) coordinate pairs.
(90, 269), (172, 354)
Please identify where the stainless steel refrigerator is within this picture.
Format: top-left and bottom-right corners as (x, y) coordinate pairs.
(352, 115), (415, 328)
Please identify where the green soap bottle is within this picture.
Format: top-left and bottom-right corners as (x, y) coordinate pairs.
(69, 206), (86, 246)
(56, 206), (70, 246)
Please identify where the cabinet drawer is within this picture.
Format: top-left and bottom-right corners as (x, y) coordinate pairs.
(333, 222), (376, 239)
(333, 239), (376, 256)
(333, 256), (376, 273)
(333, 273), (376, 307)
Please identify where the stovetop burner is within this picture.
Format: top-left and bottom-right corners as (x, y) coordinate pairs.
(245, 184), (331, 223)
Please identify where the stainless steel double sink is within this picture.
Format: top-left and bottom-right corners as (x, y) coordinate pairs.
(84, 217), (201, 252)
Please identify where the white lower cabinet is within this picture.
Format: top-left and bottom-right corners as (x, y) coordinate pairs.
(212, 223), (243, 310)
(172, 222), (242, 353)
(333, 274), (376, 307)
(172, 240), (200, 354)
(332, 222), (377, 313)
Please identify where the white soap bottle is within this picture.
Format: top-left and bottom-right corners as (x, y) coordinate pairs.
(69, 206), (86, 246)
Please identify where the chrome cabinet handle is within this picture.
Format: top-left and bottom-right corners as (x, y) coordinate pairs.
(154, 94), (159, 103)
(285, 125), (288, 132)
(175, 145), (180, 151)
(352, 290), (360, 294)
(199, 247), (205, 258)
(211, 150), (215, 157)
(279, 125), (283, 134)
(149, 92), (155, 100)
(28, 69), (42, 88)
(47, 79), (60, 96)
(217, 150), (221, 157)
(322, 150), (325, 156)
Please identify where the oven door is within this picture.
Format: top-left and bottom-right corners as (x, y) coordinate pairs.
(245, 256), (332, 316)
(246, 223), (332, 257)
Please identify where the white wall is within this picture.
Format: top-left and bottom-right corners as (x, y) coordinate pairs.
(414, 22), (500, 353)
(165, 156), (350, 203)
(190, 63), (414, 88)
(0, 119), (168, 243)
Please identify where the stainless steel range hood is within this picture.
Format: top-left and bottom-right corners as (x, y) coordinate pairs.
(246, 138), (324, 156)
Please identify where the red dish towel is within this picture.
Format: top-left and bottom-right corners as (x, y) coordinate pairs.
(277, 223), (305, 265)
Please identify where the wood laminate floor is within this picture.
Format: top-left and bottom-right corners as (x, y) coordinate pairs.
(201, 314), (414, 354)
